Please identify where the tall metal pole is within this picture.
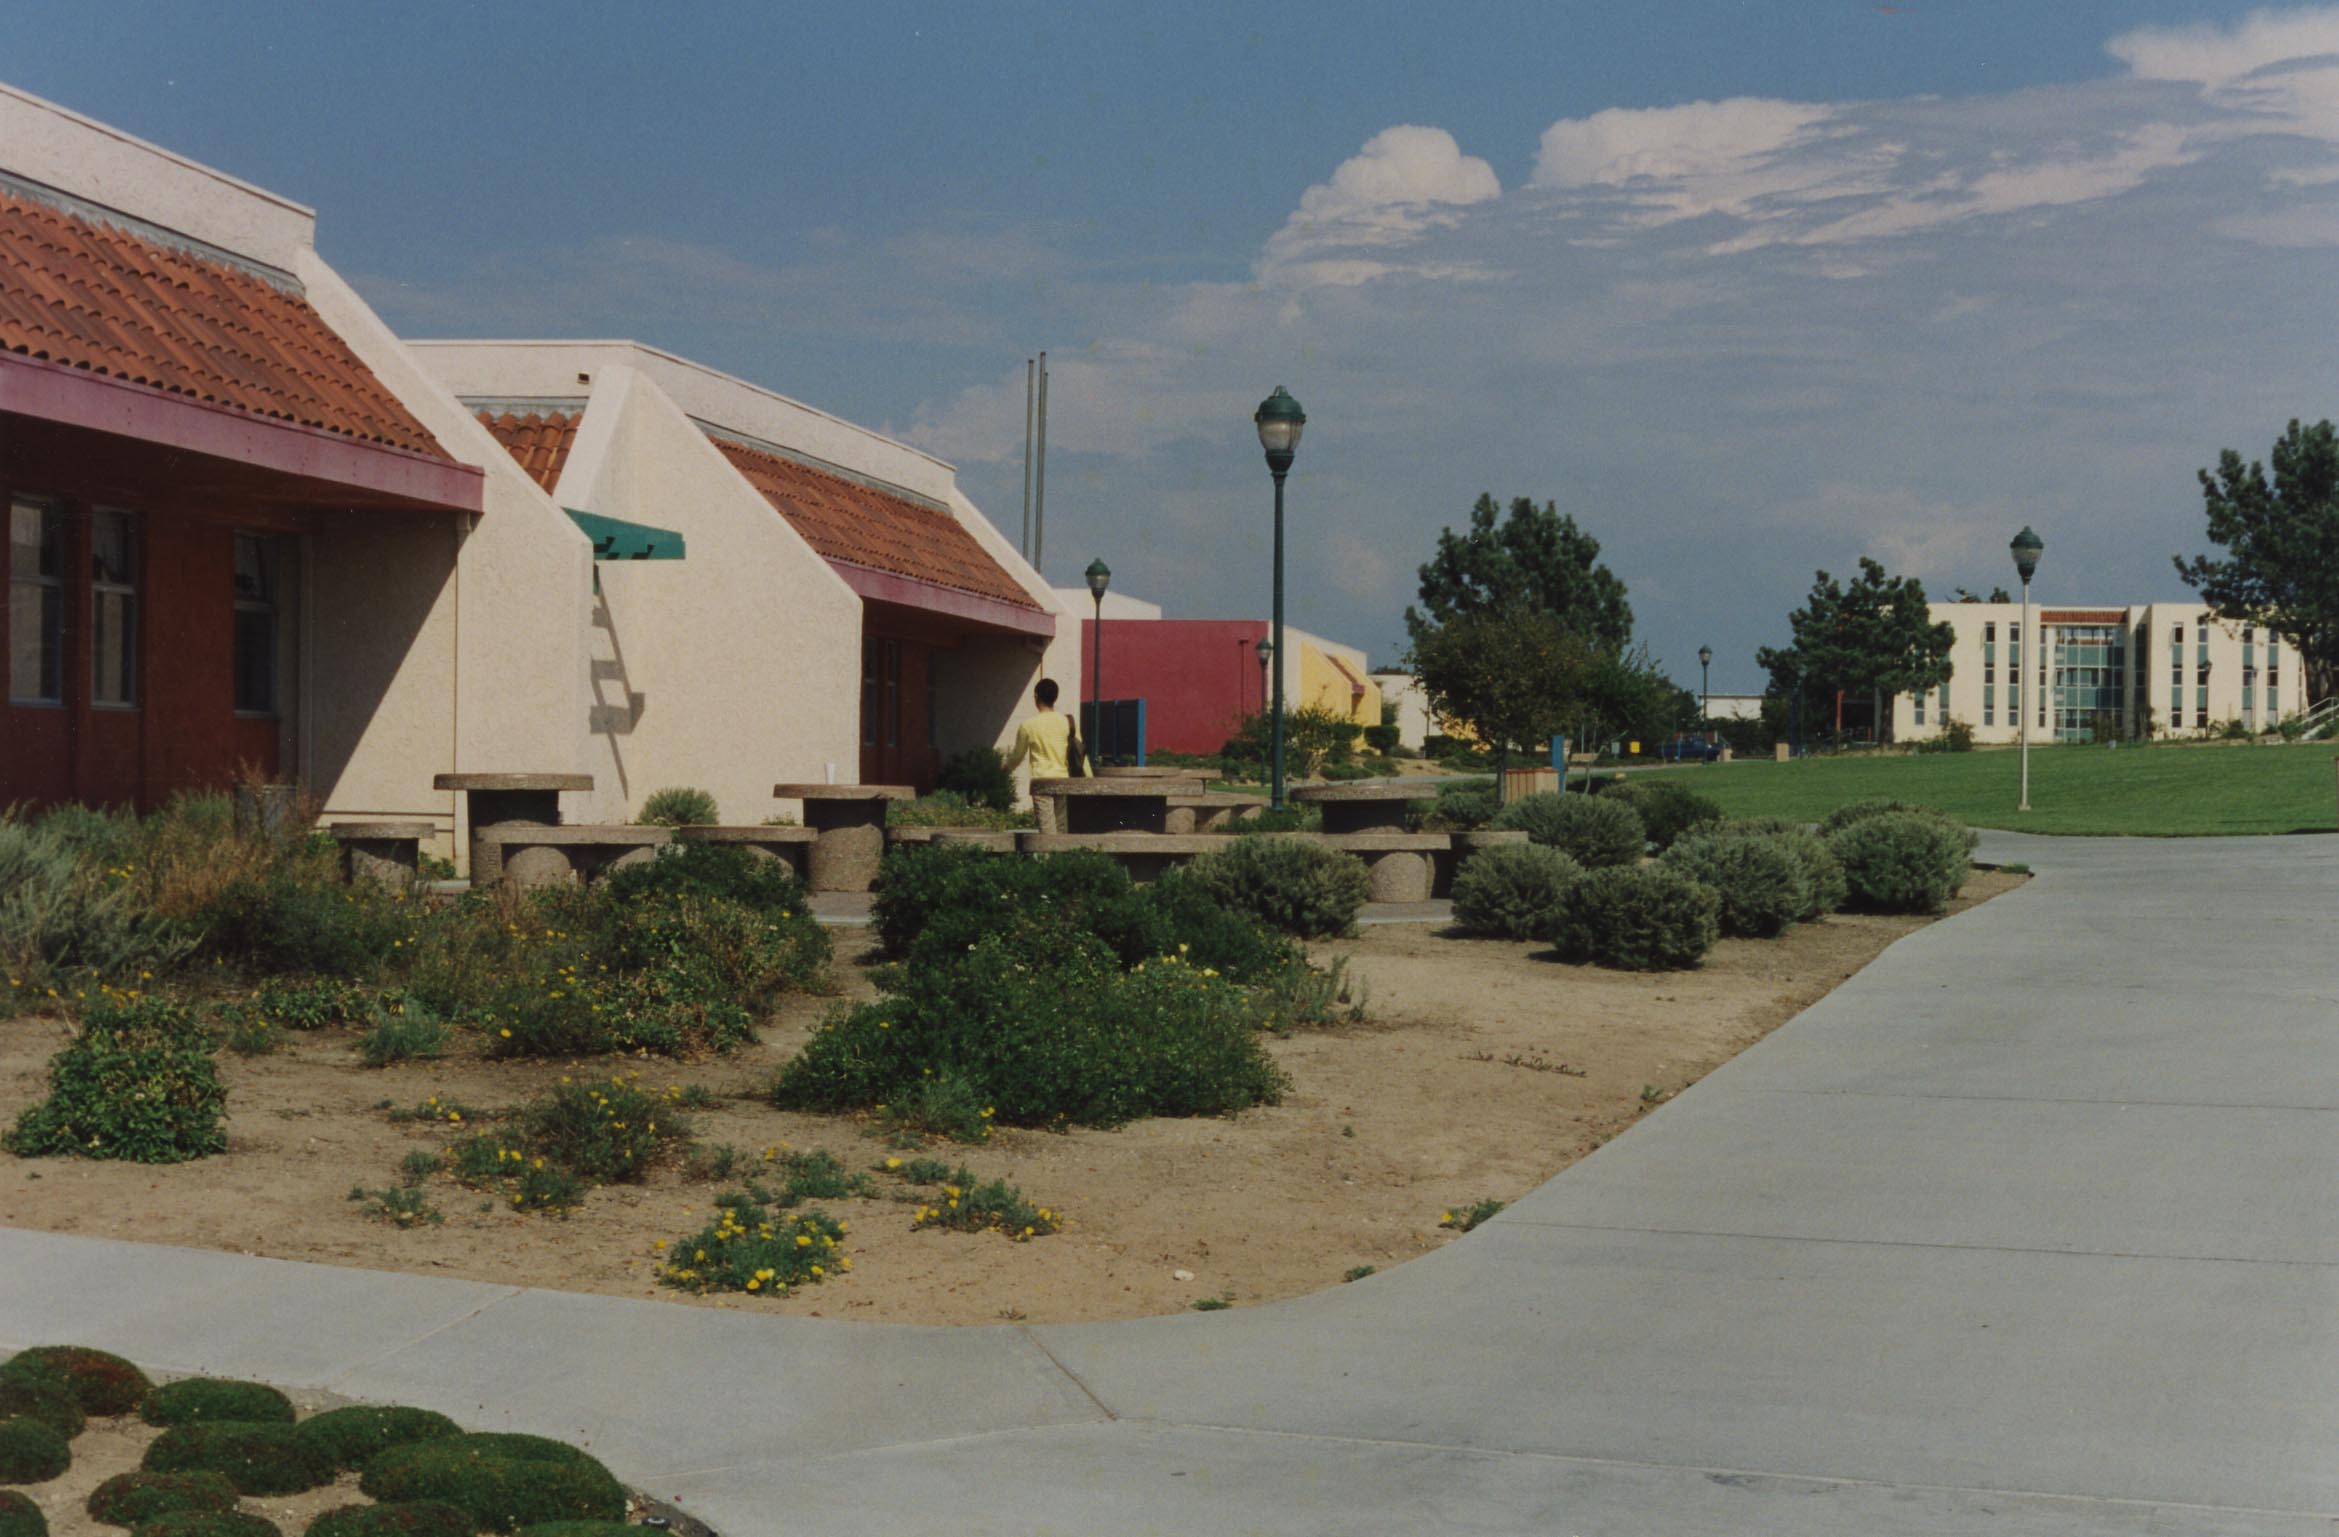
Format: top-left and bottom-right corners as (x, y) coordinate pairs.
(1090, 588), (1104, 754)
(1033, 351), (1049, 570)
(1020, 358), (1035, 559)
(1270, 467), (1287, 809)
(2019, 575), (2033, 811)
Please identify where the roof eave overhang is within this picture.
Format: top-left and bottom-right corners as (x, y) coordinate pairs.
(0, 351), (485, 514)
(831, 560), (1055, 638)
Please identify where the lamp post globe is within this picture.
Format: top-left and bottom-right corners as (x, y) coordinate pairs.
(1697, 645), (1713, 726)
(1252, 386), (1307, 808)
(2010, 526), (2044, 811)
(1084, 558), (1111, 762)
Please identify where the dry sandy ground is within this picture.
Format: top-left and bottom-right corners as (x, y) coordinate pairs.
(0, 874), (2018, 1333)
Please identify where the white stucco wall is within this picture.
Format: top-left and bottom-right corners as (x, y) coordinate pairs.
(1371, 671), (1433, 749)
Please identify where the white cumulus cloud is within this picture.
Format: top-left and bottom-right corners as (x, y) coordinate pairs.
(1261, 125), (1501, 284)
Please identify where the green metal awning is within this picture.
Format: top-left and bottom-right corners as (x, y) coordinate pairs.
(565, 508), (685, 561)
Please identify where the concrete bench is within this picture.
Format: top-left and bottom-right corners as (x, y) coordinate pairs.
(1163, 794), (1267, 834)
(477, 825), (671, 889)
(328, 821), (437, 888)
(674, 824), (818, 879)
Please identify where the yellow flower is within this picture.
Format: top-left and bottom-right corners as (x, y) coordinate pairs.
(795, 1235), (812, 1247)
(885, 1157), (901, 1170)
(745, 1278), (761, 1291)
(810, 1266), (823, 1278)
(499, 1028), (512, 1038)
(447, 1112), (461, 1123)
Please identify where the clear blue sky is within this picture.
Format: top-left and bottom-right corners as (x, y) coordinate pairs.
(13, 2), (2337, 691)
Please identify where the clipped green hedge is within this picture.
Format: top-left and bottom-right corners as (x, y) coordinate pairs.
(1828, 811), (1975, 914)
(4, 1345), (154, 1416)
(1490, 793), (1646, 868)
(358, 1435), (625, 1533)
(1548, 865), (1720, 971)
(1177, 837), (1369, 939)
(0, 1418), (70, 1485)
(128, 1513), (280, 1537)
(87, 1470), (241, 1527)
(0, 1374), (82, 1441)
(292, 1406), (462, 1473)
(141, 1379), (295, 1429)
(141, 1423), (334, 1497)
(1660, 831), (1806, 939)
(5, 998), (228, 1163)
(303, 1502), (475, 1537)
(1449, 844), (1581, 940)
(0, 1489), (41, 1537)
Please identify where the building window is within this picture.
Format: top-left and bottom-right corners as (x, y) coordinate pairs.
(860, 638), (878, 747)
(232, 534), (282, 716)
(91, 509), (138, 708)
(8, 497), (66, 705)
(1913, 691), (1925, 726)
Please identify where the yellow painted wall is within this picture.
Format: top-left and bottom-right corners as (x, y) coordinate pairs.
(1298, 643), (1379, 730)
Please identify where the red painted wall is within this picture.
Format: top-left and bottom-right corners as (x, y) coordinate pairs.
(1080, 618), (1270, 756)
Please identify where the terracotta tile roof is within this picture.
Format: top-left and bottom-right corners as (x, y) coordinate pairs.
(710, 433), (1041, 611)
(476, 410), (578, 492)
(0, 187), (446, 458)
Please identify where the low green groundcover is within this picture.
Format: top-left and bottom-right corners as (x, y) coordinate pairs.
(303, 1502), (475, 1537)
(87, 1469), (242, 1526)
(142, 1379), (296, 1429)
(141, 1422), (335, 1497)
(0, 1489), (42, 1537)
(127, 1512), (281, 1537)
(2, 1346), (154, 1417)
(292, 1406), (462, 1472)
(0, 1418), (69, 1485)
(0, 1375), (83, 1441)
(358, 1435), (625, 1533)
(512, 1524), (640, 1536)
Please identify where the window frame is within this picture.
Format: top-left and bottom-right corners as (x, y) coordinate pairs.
(231, 531), (284, 719)
(89, 506), (139, 710)
(7, 495), (68, 708)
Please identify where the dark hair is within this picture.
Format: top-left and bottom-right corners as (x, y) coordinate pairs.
(1035, 678), (1060, 707)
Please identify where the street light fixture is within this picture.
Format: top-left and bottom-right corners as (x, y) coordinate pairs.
(1253, 385), (1306, 808)
(2010, 526), (2044, 811)
(1085, 558), (1111, 765)
(1697, 645), (1713, 730)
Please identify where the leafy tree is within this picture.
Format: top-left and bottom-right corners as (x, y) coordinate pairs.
(2175, 418), (2339, 706)
(1406, 494), (1633, 651)
(1409, 607), (1597, 775)
(1757, 557), (1953, 744)
(1952, 586), (2013, 604)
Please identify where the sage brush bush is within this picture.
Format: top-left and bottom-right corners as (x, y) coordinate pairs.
(1660, 831), (1806, 939)
(1449, 844), (1582, 940)
(1819, 797), (1939, 835)
(635, 786), (719, 827)
(0, 813), (194, 984)
(1491, 792), (1646, 868)
(1548, 865), (1720, 971)
(1178, 837), (1369, 939)
(1827, 811), (1975, 914)
(6, 997), (227, 1163)
(1407, 780), (1500, 832)
(1706, 820), (1846, 920)
(1601, 778), (1725, 852)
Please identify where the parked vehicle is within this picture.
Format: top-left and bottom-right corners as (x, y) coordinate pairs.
(1658, 732), (1722, 763)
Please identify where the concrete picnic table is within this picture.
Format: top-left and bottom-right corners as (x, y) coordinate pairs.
(433, 772), (593, 883)
(773, 784), (914, 892)
(1032, 775), (1205, 834)
(1288, 781), (1427, 835)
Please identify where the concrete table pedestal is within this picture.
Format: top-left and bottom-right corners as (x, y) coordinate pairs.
(1289, 782), (1425, 836)
(774, 785), (913, 892)
(1308, 832), (1452, 903)
(434, 773), (593, 884)
(328, 821), (436, 888)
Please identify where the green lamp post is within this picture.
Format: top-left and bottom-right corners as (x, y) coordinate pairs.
(1253, 386), (1306, 808)
(2010, 525), (2044, 811)
(1084, 557), (1111, 762)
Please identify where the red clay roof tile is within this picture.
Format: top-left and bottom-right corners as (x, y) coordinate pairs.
(710, 433), (1041, 611)
(0, 188), (447, 458)
(475, 410), (579, 493)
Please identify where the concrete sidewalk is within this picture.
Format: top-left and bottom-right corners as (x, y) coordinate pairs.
(8, 832), (2337, 1534)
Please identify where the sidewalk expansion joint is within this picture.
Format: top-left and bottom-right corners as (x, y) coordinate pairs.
(321, 1285), (527, 1390)
(1482, 1216), (2339, 1269)
(1015, 1324), (1119, 1422)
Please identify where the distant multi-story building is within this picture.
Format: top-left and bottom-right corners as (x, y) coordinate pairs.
(1892, 601), (2311, 744)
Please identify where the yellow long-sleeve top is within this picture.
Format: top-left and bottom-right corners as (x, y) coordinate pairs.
(1005, 709), (1076, 780)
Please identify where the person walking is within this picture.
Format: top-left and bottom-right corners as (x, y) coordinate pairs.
(1003, 678), (1086, 831)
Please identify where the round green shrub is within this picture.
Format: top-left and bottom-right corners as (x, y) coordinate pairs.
(1660, 832), (1806, 939)
(1449, 844), (1581, 940)
(4, 998), (229, 1163)
(635, 787), (720, 827)
(128, 1513), (280, 1537)
(1548, 865), (1720, 971)
(1165, 837), (1370, 940)
(141, 1423), (334, 1496)
(0, 1418), (70, 1484)
(1828, 811), (1975, 914)
(88, 1470), (241, 1526)
(142, 1380), (296, 1428)
(359, 1435), (625, 1533)
(933, 746), (1017, 812)
(1819, 797), (1937, 835)
(513, 1524), (639, 1537)
(1601, 779), (1725, 852)
(1710, 820), (1847, 920)
(0, 1373), (84, 1440)
(1490, 793), (1645, 868)
(3, 1346), (154, 1416)
(292, 1406), (462, 1472)
(0, 1491), (43, 1537)
(304, 1502), (475, 1537)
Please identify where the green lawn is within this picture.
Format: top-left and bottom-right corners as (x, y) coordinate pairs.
(1629, 741), (2339, 836)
